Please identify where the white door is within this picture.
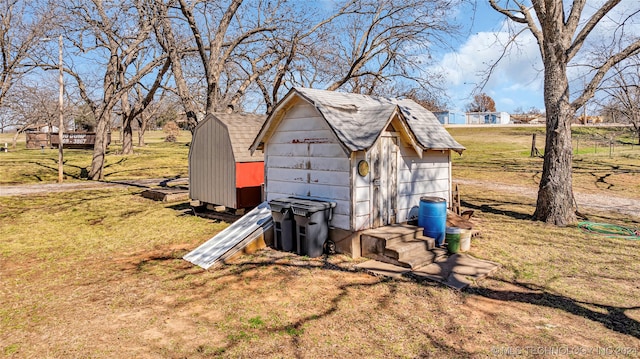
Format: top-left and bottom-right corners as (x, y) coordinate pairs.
(370, 134), (398, 228)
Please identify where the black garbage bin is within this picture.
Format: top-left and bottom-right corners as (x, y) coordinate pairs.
(290, 199), (336, 258)
(268, 198), (297, 252)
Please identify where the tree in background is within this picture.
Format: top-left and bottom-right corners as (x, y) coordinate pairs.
(0, 1), (52, 123)
(162, 120), (179, 142)
(599, 60), (640, 144)
(399, 86), (447, 112)
(153, 0), (457, 123)
(4, 79), (61, 148)
(261, 0), (457, 112)
(152, 0), (290, 130)
(466, 93), (496, 112)
(511, 106), (545, 124)
(490, 0), (640, 225)
(57, 0), (167, 179)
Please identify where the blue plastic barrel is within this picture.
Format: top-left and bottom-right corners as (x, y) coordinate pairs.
(418, 197), (447, 246)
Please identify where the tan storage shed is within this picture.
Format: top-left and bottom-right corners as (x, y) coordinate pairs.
(189, 113), (266, 209)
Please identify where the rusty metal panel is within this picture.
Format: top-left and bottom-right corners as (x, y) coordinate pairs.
(25, 132), (49, 149)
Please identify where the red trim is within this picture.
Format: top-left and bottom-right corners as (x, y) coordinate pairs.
(236, 162), (264, 188)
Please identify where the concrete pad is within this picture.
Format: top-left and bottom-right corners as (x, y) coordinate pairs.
(445, 273), (470, 290)
(412, 253), (499, 290)
(448, 254), (499, 277)
(355, 260), (410, 279)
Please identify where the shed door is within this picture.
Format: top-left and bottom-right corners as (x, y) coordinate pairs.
(371, 134), (398, 228)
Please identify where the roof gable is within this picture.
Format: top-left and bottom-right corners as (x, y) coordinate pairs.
(251, 88), (464, 155)
(200, 113), (266, 162)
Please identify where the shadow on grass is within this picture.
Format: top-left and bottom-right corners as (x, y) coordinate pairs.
(467, 279), (640, 340)
(34, 160), (88, 180)
(120, 249), (471, 358)
(0, 190), (138, 219)
(461, 199), (533, 220)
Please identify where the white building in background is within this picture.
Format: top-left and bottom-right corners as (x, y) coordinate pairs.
(466, 112), (511, 124)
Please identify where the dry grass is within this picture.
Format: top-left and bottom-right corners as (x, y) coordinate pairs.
(0, 130), (191, 184)
(448, 126), (640, 198)
(2, 126), (640, 357)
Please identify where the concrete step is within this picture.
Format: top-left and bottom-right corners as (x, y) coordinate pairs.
(384, 240), (429, 260)
(362, 224), (424, 243)
(360, 224), (446, 270)
(398, 251), (437, 269)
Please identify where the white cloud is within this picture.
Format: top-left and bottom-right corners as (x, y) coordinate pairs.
(428, 1), (639, 113)
(431, 29), (544, 112)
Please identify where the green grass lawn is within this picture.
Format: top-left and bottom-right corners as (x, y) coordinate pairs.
(448, 126), (640, 198)
(0, 130), (192, 184)
(1, 125), (639, 357)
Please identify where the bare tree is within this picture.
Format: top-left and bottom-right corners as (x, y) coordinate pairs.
(4, 79), (60, 148)
(120, 55), (171, 154)
(132, 77), (172, 147)
(254, 0), (458, 113)
(0, 1), (51, 117)
(155, 0), (456, 119)
(152, 0), (289, 129)
(466, 93), (497, 112)
(600, 60), (640, 144)
(59, 0), (166, 179)
(152, 0), (201, 130)
(323, 0), (455, 95)
(490, 0), (640, 225)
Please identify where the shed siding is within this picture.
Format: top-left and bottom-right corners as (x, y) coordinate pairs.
(265, 102), (352, 230)
(189, 118), (236, 208)
(395, 148), (450, 222)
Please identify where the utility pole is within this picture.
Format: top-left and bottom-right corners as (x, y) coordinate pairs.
(57, 34), (64, 183)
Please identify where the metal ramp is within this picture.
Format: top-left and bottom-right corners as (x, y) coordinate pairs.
(184, 201), (273, 269)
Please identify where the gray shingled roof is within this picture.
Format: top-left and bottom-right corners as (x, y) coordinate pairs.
(292, 87), (465, 153)
(210, 113), (266, 162)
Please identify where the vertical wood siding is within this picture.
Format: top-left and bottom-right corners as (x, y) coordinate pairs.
(265, 102), (352, 230)
(189, 118), (237, 208)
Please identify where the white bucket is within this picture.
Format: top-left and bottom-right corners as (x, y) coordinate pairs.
(460, 229), (472, 251)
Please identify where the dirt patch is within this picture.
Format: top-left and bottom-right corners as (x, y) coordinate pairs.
(3, 247), (639, 358)
(0, 178), (187, 197)
(455, 178), (640, 218)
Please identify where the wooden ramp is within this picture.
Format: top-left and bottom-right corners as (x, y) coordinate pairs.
(184, 201), (273, 269)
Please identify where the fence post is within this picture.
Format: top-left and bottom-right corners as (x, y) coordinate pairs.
(530, 134), (536, 157)
(609, 140), (613, 158)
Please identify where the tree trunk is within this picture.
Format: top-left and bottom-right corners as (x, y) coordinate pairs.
(533, 55), (577, 225)
(88, 111), (110, 180)
(137, 118), (146, 147)
(12, 131), (20, 149)
(122, 120), (133, 154)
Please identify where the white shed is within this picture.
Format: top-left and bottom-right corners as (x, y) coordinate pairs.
(250, 88), (465, 233)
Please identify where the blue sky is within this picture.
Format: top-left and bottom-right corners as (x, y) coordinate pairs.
(431, 1), (546, 113)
